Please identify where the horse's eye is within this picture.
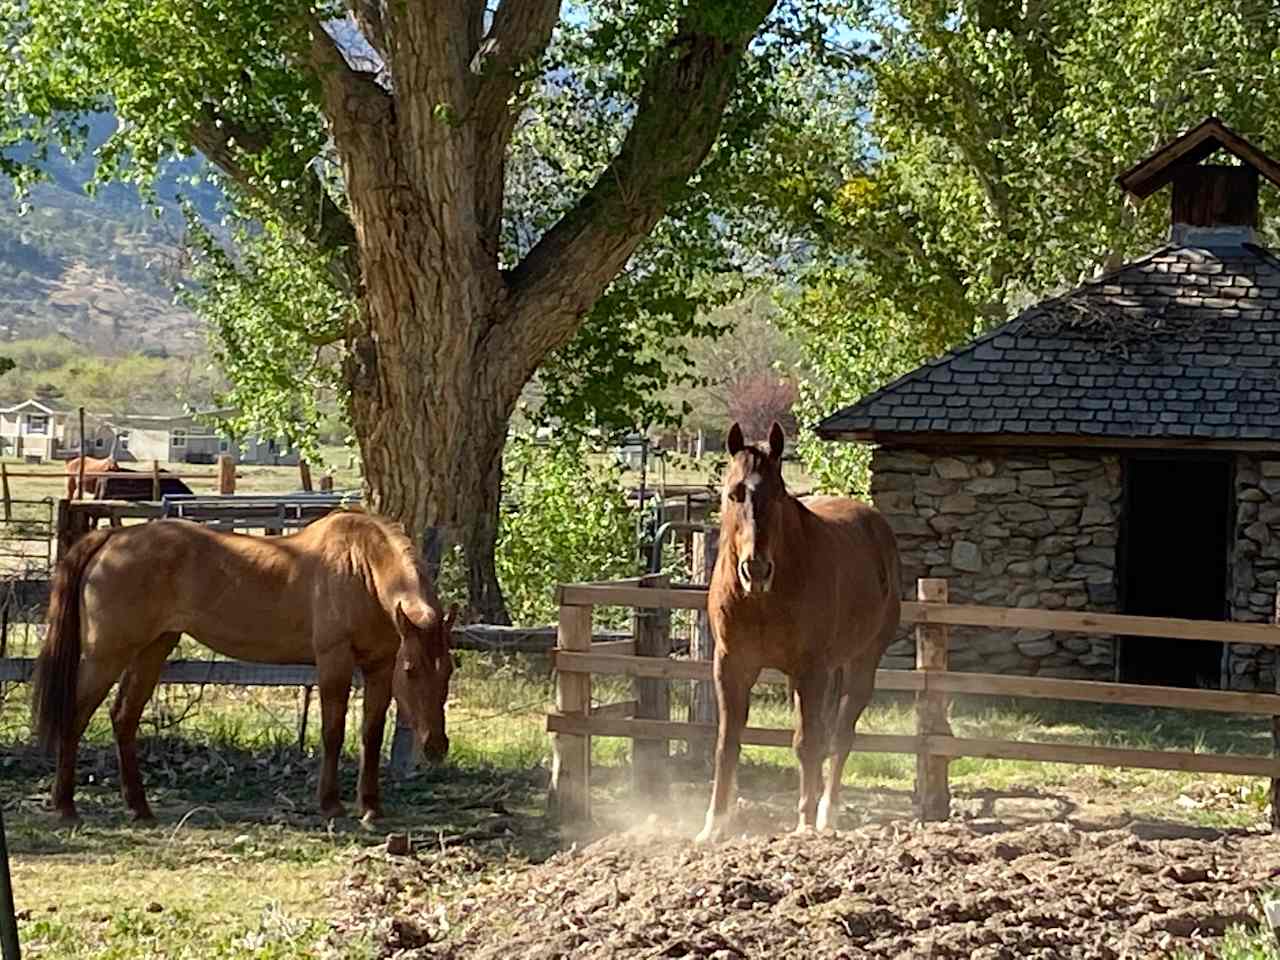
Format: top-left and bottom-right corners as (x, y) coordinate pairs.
(729, 483), (746, 503)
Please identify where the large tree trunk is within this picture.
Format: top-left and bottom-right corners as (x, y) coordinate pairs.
(301, 2), (777, 623)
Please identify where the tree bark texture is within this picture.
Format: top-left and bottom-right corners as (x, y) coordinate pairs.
(294, 1), (777, 621)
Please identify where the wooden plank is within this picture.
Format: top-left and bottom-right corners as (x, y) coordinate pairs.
(589, 639), (635, 656)
(902, 601), (1280, 647)
(546, 712), (919, 754)
(559, 583), (708, 611)
(633, 575), (671, 800)
(549, 604), (592, 826)
(0, 658), (320, 686)
(592, 700), (637, 718)
(925, 735), (1280, 779)
(928, 671), (1280, 716)
(915, 578), (951, 821)
(552, 650), (924, 692)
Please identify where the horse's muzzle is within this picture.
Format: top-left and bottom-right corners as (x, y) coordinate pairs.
(738, 557), (774, 594)
(422, 735), (450, 764)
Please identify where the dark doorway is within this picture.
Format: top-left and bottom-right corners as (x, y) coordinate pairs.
(1117, 456), (1231, 688)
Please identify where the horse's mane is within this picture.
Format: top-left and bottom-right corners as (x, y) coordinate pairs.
(323, 508), (440, 615)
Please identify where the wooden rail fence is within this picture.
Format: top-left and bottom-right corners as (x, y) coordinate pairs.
(546, 577), (1280, 831)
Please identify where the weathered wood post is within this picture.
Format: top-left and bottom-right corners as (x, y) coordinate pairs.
(76, 406), (86, 500)
(319, 473), (334, 493)
(915, 577), (952, 821)
(633, 574), (672, 800)
(151, 459), (161, 501)
(689, 530), (719, 770)
(298, 460), (313, 492)
(549, 599), (593, 826)
(1, 463), (11, 523)
(217, 454), (236, 495)
(1272, 587), (1280, 833)
(0, 807), (19, 960)
(390, 527), (448, 775)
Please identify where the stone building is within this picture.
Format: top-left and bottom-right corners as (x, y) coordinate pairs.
(816, 118), (1280, 691)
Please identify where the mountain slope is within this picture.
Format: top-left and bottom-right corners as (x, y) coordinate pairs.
(0, 113), (224, 356)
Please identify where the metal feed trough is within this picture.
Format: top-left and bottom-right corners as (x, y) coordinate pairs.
(159, 492), (363, 531)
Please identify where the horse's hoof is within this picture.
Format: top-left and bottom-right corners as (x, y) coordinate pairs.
(693, 828), (717, 845)
(130, 809), (156, 824)
(359, 809), (383, 827)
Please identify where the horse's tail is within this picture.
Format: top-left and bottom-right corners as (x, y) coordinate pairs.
(32, 529), (113, 754)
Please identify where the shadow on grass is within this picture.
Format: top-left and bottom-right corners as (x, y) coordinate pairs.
(1, 733), (559, 865)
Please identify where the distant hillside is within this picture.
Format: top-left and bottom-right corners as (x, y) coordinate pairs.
(0, 113), (223, 357)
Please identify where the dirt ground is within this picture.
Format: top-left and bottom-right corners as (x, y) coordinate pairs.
(335, 788), (1280, 960)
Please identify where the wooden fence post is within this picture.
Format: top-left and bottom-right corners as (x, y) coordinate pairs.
(915, 577), (952, 821)
(151, 459), (161, 501)
(1272, 587), (1280, 834)
(633, 574), (672, 800)
(217, 454), (236, 495)
(299, 460), (313, 492)
(1, 463), (11, 523)
(689, 530), (719, 769)
(390, 527), (450, 775)
(549, 600), (593, 826)
(76, 406), (86, 501)
(319, 473), (334, 493)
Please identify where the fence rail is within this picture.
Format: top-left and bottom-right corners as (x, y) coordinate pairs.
(545, 577), (1280, 832)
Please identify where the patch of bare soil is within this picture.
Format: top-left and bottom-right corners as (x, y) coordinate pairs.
(341, 815), (1280, 959)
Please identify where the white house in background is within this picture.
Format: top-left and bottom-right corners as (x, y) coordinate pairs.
(102, 412), (300, 466)
(0, 398), (73, 461)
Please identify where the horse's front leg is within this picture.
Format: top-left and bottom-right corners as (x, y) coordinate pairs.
(695, 653), (756, 844)
(357, 659), (394, 824)
(315, 646), (354, 818)
(791, 670), (831, 833)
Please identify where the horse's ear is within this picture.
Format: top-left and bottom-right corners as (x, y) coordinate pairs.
(726, 423), (745, 457)
(768, 421), (785, 462)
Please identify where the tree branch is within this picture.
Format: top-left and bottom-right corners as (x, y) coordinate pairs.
(470, 0), (560, 253)
(499, 2), (778, 381)
(189, 109), (359, 288)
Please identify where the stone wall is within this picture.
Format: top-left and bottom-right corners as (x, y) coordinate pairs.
(869, 447), (1123, 680)
(1228, 456), (1280, 690)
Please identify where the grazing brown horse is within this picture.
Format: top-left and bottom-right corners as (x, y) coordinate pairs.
(32, 509), (457, 823)
(696, 422), (901, 842)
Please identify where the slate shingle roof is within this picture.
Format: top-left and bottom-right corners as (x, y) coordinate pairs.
(815, 241), (1280, 443)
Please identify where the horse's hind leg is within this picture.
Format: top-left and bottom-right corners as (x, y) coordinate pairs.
(52, 655), (128, 822)
(817, 661), (877, 832)
(110, 633), (179, 821)
(356, 659), (393, 823)
(791, 671), (832, 834)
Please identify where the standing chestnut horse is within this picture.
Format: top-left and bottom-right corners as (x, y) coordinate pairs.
(66, 431), (120, 499)
(33, 509), (456, 823)
(697, 422), (900, 842)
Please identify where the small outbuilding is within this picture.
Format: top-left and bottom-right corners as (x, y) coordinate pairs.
(817, 118), (1280, 692)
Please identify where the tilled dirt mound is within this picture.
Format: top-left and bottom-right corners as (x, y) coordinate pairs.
(349, 819), (1280, 959)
